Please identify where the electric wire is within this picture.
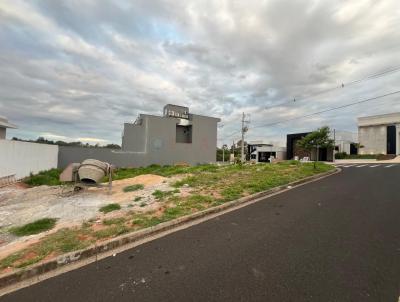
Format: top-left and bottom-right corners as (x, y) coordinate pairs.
(252, 90), (400, 129)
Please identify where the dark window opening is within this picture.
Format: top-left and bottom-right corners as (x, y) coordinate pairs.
(258, 152), (276, 162)
(350, 143), (358, 155)
(387, 125), (396, 154)
(176, 125), (192, 143)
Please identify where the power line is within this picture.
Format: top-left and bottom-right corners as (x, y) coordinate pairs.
(252, 90), (400, 129)
(219, 65), (400, 131)
(218, 66), (400, 142)
(218, 129), (241, 140)
(264, 66), (400, 110)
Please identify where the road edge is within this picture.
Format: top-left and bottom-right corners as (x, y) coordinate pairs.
(0, 167), (340, 294)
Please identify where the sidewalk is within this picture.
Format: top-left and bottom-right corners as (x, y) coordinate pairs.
(332, 156), (400, 164)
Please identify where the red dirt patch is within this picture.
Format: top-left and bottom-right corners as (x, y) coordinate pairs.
(13, 251), (38, 267)
(77, 234), (92, 241)
(1, 267), (13, 274)
(43, 251), (58, 262)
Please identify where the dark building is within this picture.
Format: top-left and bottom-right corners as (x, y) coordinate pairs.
(286, 132), (310, 160)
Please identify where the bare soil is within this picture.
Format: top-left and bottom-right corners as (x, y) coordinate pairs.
(0, 174), (186, 258)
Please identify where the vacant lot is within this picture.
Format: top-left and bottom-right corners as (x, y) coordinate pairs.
(0, 161), (333, 272)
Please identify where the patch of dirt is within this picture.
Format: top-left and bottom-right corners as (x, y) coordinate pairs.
(1, 267), (13, 274)
(91, 223), (108, 232)
(0, 173), (188, 263)
(0, 237), (41, 260)
(105, 174), (168, 204)
(42, 251), (58, 262)
(13, 251), (37, 267)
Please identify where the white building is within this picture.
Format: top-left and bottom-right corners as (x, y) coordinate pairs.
(247, 140), (286, 162)
(334, 131), (358, 154)
(0, 116), (17, 139)
(358, 112), (400, 155)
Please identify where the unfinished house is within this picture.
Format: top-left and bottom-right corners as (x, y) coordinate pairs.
(121, 104), (221, 166)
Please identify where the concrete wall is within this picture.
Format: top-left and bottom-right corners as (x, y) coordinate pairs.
(57, 146), (150, 169)
(121, 121), (146, 152)
(139, 114), (219, 165)
(358, 125), (387, 154)
(0, 140), (58, 179)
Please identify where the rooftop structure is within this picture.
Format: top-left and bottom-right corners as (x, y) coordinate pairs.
(0, 116), (17, 139)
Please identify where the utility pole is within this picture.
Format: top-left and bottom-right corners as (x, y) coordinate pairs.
(333, 128), (336, 163)
(241, 112), (250, 163)
(232, 140), (235, 163)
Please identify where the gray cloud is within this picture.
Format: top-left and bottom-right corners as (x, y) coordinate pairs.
(0, 0), (399, 146)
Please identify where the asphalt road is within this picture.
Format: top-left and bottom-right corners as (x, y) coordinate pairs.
(2, 164), (400, 302)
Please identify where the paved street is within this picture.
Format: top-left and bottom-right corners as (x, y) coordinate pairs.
(1, 165), (400, 302)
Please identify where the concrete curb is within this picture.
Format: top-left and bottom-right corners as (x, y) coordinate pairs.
(0, 167), (340, 290)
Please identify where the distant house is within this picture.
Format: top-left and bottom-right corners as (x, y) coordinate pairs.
(247, 140), (286, 162)
(0, 116), (17, 139)
(286, 130), (357, 161)
(358, 112), (400, 155)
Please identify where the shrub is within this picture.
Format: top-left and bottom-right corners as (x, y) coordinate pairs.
(99, 203), (121, 213)
(10, 218), (57, 236)
(335, 152), (347, 159)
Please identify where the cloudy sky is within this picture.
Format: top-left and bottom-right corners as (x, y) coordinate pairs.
(1, 0), (400, 146)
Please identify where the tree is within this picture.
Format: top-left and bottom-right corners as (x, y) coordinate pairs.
(296, 126), (334, 168)
(104, 143), (121, 149)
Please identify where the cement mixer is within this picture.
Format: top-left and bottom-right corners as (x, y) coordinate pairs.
(78, 159), (110, 184)
(59, 159), (113, 192)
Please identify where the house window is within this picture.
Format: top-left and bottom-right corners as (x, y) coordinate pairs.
(176, 125), (192, 143)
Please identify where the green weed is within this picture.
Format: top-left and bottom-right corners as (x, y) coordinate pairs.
(102, 217), (126, 226)
(123, 184), (144, 192)
(99, 203), (121, 213)
(10, 218), (57, 236)
(23, 169), (62, 186)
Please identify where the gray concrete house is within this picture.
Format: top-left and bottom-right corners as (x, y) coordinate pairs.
(0, 116), (17, 139)
(58, 104), (221, 168)
(121, 104), (221, 166)
(358, 112), (400, 155)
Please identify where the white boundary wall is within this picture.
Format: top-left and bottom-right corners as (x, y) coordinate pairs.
(0, 140), (58, 179)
